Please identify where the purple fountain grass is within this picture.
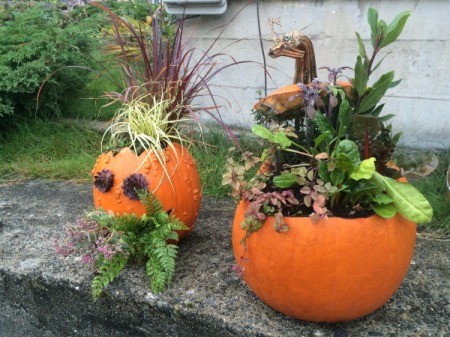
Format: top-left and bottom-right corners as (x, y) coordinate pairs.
(92, 1), (254, 145)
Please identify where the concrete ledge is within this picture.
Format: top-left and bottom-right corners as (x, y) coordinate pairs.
(0, 180), (448, 337)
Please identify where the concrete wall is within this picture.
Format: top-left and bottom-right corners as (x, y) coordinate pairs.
(182, 0), (450, 149)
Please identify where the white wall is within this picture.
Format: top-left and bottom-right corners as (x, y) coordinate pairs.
(183, 0), (450, 149)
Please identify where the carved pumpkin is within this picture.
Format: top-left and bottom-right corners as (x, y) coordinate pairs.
(232, 201), (416, 322)
(92, 143), (201, 240)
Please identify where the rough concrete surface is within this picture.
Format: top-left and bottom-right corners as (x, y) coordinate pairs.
(0, 180), (448, 337)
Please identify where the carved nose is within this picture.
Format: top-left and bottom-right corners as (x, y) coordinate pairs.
(268, 49), (276, 58)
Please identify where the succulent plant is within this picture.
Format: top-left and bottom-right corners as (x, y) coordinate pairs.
(93, 169), (114, 193)
(122, 173), (149, 200)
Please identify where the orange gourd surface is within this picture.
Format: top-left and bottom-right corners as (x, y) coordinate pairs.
(92, 143), (201, 240)
(232, 201), (416, 322)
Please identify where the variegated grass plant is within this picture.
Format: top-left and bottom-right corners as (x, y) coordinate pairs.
(102, 89), (194, 187)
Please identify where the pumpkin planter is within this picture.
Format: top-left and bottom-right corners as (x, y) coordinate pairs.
(92, 143), (201, 240)
(232, 201), (417, 322)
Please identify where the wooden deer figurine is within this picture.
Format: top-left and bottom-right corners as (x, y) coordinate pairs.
(254, 19), (319, 119)
(268, 19), (317, 85)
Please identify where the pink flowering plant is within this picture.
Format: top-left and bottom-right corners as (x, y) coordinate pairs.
(54, 190), (186, 300)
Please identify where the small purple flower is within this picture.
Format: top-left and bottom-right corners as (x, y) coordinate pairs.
(75, 218), (97, 231)
(94, 169), (114, 193)
(297, 79), (322, 120)
(319, 66), (352, 84)
(52, 238), (74, 257)
(232, 263), (245, 278)
(81, 254), (95, 268)
(97, 242), (115, 260)
(122, 173), (148, 200)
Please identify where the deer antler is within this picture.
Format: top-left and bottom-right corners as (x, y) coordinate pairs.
(268, 18), (282, 43)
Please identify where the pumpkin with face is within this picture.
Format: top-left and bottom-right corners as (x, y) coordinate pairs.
(92, 143), (201, 240)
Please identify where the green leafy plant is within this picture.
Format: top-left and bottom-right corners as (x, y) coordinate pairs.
(53, 190), (187, 300)
(0, 3), (98, 122)
(224, 7), (433, 243)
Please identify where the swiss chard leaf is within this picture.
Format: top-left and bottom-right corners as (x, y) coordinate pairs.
(334, 139), (361, 167)
(330, 169), (345, 186)
(372, 172), (433, 223)
(373, 203), (396, 218)
(372, 193), (393, 204)
(350, 157), (376, 180)
(315, 111), (335, 134)
(318, 161), (329, 181)
(336, 153), (357, 174)
(353, 115), (381, 144)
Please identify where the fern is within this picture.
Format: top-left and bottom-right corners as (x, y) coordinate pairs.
(58, 190), (187, 300)
(92, 253), (128, 300)
(138, 190), (164, 215)
(145, 244), (178, 293)
(137, 192), (187, 293)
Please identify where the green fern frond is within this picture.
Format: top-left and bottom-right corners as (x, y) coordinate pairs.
(92, 254), (128, 301)
(146, 245), (178, 293)
(168, 216), (188, 231)
(138, 190), (164, 215)
(147, 259), (167, 293)
(165, 231), (180, 242)
(141, 235), (179, 293)
(110, 214), (145, 233)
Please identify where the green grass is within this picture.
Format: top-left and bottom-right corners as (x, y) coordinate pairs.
(189, 131), (235, 198)
(189, 128), (261, 198)
(64, 72), (122, 121)
(0, 120), (102, 181)
(408, 150), (450, 234)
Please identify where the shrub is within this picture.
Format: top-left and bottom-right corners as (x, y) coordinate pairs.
(0, 4), (98, 122)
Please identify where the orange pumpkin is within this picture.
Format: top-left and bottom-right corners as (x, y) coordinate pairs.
(232, 201), (416, 322)
(92, 143), (201, 240)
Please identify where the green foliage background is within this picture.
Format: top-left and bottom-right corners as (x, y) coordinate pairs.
(0, 3), (101, 123)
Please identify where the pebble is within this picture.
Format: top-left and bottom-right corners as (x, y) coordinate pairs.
(186, 289), (195, 295)
(333, 328), (348, 337)
(225, 256), (235, 263)
(144, 292), (158, 303)
(207, 296), (216, 307)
